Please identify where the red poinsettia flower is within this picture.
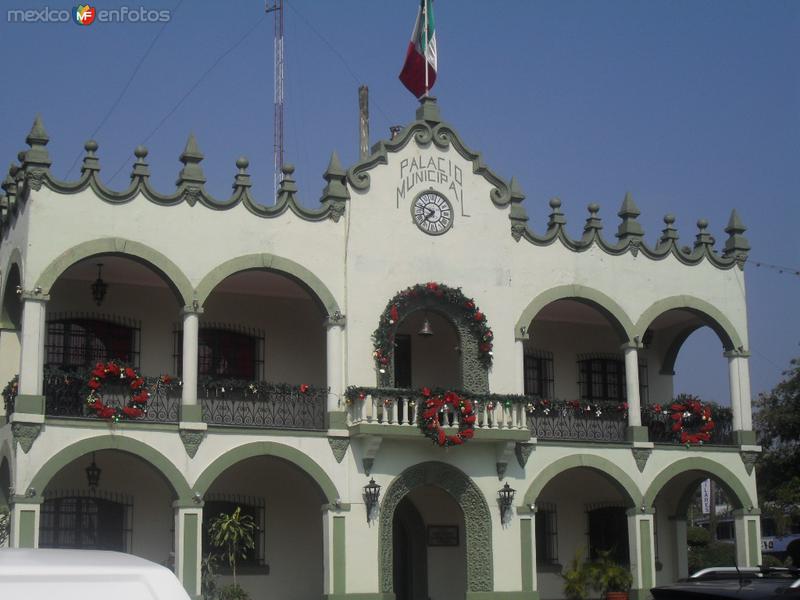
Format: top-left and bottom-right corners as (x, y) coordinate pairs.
(479, 342), (493, 352)
(449, 435), (464, 445)
(161, 374), (172, 384)
(380, 356), (389, 365)
(88, 379), (101, 390)
(124, 367), (136, 379)
(99, 406), (116, 419)
(421, 387), (431, 397)
(390, 305), (399, 323)
(484, 330), (493, 339)
(463, 414), (477, 424)
(107, 362), (121, 377)
(133, 391), (149, 403)
(464, 300), (475, 309)
(460, 429), (474, 439)
(672, 422), (682, 432)
(437, 429), (447, 446)
(653, 403), (662, 412)
(130, 378), (145, 389)
(122, 406), (143, 418)
(426, 282), (439, 291)
(299, 383), (309, 393)
(91, 365), (107, 378)
(474, 311), (485, 322)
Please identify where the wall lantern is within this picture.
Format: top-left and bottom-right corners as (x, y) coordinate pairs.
(498, 482), (516, 522)
(85, 452), (101, 489)
(91, 263), (108, 306)
(363, 478), (381, 522)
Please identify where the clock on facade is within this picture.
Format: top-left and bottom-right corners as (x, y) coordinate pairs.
(411, 190), (453, 235)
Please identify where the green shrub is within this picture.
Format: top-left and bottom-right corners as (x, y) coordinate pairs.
(687, 526), (712, 547)
(688, 541), (736, 574)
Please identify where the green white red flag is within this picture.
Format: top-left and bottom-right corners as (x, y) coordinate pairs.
(399, 0), (437, 98)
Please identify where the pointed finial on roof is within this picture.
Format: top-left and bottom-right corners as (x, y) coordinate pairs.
(22, 114), (52, 173)
(723, 209), (750, 265)
(321, 152), (349, 222)
(616, 192), (644, 243)
(176, 133), (206, 187)
(508, 177), (529, 241)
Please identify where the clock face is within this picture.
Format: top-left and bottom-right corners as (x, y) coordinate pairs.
(411, 190), (453, 236)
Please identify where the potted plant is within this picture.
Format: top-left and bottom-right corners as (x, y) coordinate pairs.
(561, 548), (592, 600)
(208, 506), (257, 600)
(588, 549), (633, 600)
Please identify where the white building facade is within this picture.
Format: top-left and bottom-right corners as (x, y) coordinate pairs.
(0, 98), (760, 600)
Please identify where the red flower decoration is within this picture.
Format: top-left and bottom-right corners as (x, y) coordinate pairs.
(422, 387), (431, 397)
(390, 305), (399, 322)
(86, 361), (148, 422)
(464, 300), (475, 309)
(418, 390), (476, 448)
(474, 311), (485, 322)
(669, 395), (715, 444)
(88, 379), (101, 390)
(426, 282), (438, 291)
(299, 383), (309, 393)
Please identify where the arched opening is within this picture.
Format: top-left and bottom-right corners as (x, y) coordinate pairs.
(531, 466), (637, 599)
(38, 449), (177, 565)
(637, 306), (741, 445)
(646, 463), (753, 583)
(200, 455), (327, 600)
(0, 456), (9, 547)
(394, 309), (461, 390)
(379, 462), (493, 596)
(522, 297), (634, 442)
(196, 269), (327, 428)
(0, 263), (22, 417)
(42, 254), (184, 420)
(393, 486), (467, 600)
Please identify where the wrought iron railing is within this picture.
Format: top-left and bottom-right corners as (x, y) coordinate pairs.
(642, 403), (734, 445)
(199, 381), (326, 430)
(527, 402), (628, 442)
(26, 371), (326, 430)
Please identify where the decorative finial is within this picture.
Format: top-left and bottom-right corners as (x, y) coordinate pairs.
(131, 146), (150, 179)
(22, 114), (52, 174)
(320, 152), (349, 222)
(508, 177), (529, 241)
(583, 203), (603, 235)
(659, 213), (679, 247)
(277, 163), (298, 199)
(693, 218), (714, 250)
(547, 197), (566, 231)
(81, 140), (100, 174)
(26, 115), (49, 147)
(723, 209), (749, 264)
(616, 192), (644, 243)
(233, 156), (251, 190)
(176, 133), (206, 188)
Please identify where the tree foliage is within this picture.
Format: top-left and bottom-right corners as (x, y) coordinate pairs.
(755, 356), (800, 532)
(208, 506), (256, 595)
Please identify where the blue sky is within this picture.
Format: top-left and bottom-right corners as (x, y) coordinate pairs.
(1, 0), (797, 404)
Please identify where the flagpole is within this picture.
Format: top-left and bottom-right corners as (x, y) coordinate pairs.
(423, 0), (429, 97)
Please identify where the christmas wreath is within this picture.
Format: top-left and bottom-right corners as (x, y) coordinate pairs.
(373, 282), (494, 374)
(419, 388), (476, 447)
(668, 394), (715, 444)
(86, 361), (150, 422)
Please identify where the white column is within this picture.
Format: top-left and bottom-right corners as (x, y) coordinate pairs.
(726, 351), (752, 432)
(623, 343), (642, 427)
(174, 505), (203, 598)
(627, 509), (656, 596)
(733, 510), (761, 567)
(672, 517), (689, 580)
(325, 314), (345, 413)
(515, 338), (526, 394)
(181, 306), (202, 407)
(17, 294), (48, 397)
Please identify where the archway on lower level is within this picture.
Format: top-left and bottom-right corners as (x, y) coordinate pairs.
(379, 462), (492, 595)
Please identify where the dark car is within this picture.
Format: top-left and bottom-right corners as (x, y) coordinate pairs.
(651, 567), (800, 600)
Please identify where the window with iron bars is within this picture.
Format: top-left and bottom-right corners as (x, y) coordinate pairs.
(174, 325), (264, 381)
(39, 490), (133, 552)
(577, 354), (648, 404)
(586, 502), (629, 564)
(202, 494), (266, 568)
(524, 350), (554, 398)
(45, 314), (140, 371)
(535, 501), (559, 565)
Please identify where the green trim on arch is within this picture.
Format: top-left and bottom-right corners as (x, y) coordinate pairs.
(28, 435), (192, 501)
(633, 295), (744, 352)
(193, 441), (339, 504)
(0, 249), (24, 330)
(194, 253), (341, 316)
(642, 457), (754, 510)
(34, 238), (193, 307)
(522, 454), (642, 507)
(515, 285), (635, 343)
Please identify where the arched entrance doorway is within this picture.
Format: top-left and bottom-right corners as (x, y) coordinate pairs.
(379, 462), (492, 598)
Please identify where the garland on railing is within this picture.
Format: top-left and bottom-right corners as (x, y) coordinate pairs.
(2, 375), (18, 414)
(645, 394), (724, 444)
(372, 282), (494, 373)
(344, 386), (629, 420)
(198, 377), (323, 398)
(420, 388), (476, 447)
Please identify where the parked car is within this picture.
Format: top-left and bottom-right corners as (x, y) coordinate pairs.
(651, 566), (800, 600)
(0, 548), (191, 600)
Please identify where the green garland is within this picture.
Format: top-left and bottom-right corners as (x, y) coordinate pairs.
(2, 375), (18, 414)
(372, 282), (494, 373)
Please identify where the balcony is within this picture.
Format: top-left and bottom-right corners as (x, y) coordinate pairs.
(4, 370), (327, 431)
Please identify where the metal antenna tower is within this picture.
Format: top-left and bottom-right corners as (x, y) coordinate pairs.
(266, 0), (284, 195)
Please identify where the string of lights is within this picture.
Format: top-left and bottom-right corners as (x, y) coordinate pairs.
(750, 260), (800, 277)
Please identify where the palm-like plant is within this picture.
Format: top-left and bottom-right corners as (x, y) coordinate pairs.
(208, 507), (256, 591)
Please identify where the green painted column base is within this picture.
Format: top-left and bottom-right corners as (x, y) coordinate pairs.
(626, 425), (649, 443)
(734, 430), (757, 445)
(466, 593), (539, 600)
(328, 410), (348, 430)
(180, 404), (203, 422)
(630, 588), (650, 600)
(14, 394), (45, 415)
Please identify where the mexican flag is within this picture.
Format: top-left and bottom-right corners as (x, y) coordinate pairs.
(399, 0), (437, 98)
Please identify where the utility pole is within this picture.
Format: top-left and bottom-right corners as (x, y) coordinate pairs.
(266, 1), (284, 196)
